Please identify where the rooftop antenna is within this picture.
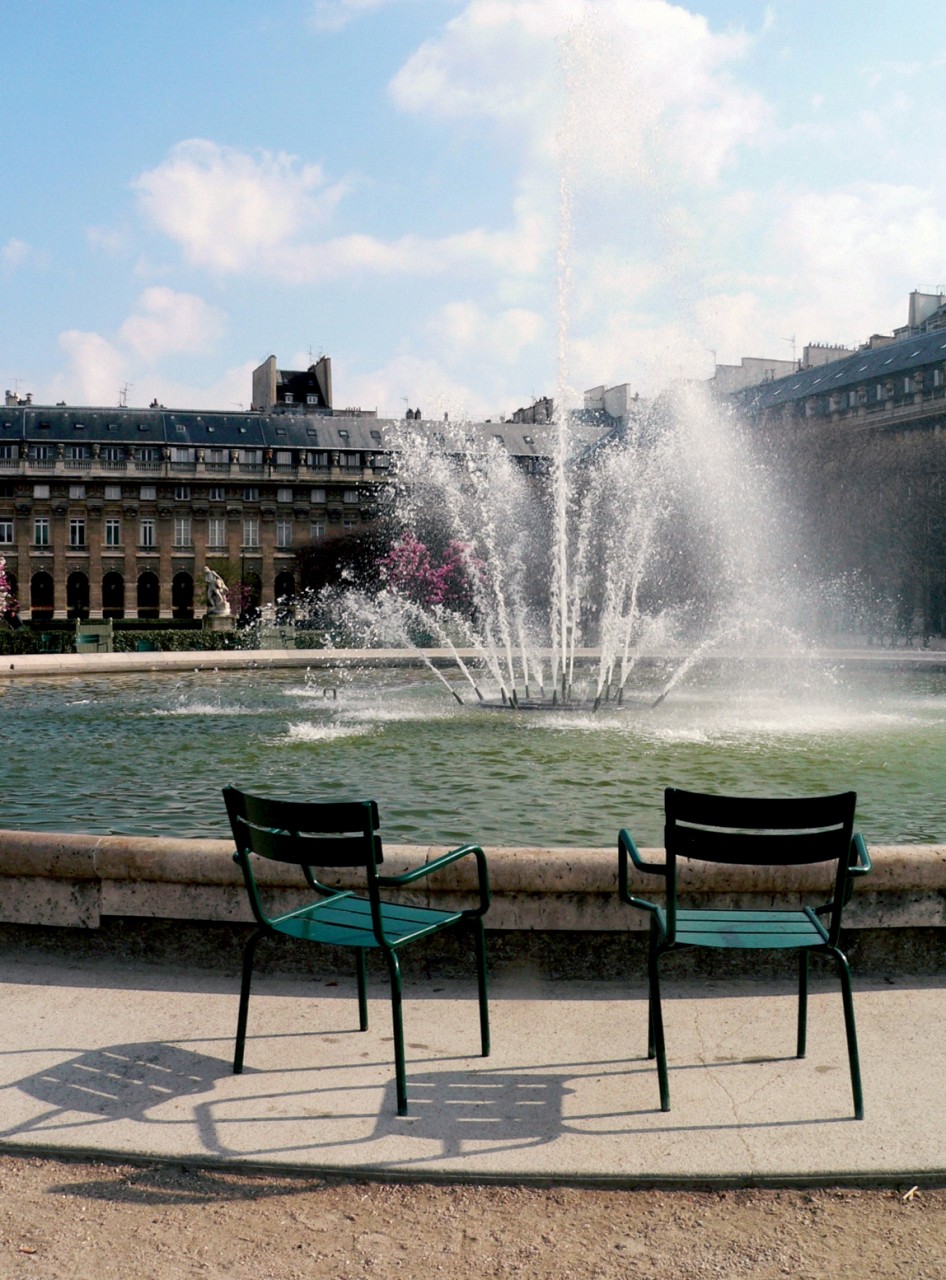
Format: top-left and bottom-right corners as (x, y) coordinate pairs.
(784, 335), (797, 367)
(119, 382), (132, 407)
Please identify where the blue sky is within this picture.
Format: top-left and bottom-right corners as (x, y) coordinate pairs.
(3, 0), (945, 418)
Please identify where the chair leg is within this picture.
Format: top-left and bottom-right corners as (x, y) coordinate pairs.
(234, 928), (264, 1074)
(356, 949), (368, 1031)
(649, 943), (670, 1112)
(831, 946), (864, 1120)
(797, 950), (809, 1058)
(646, 918), (658, 1060)
(474, 918), (490, 1057)
(383, 948), (408, 1116)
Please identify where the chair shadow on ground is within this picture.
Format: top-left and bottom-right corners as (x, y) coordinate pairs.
(1, 1032), (859, 1176)
(0, 1042), (232, 1142)
(1, 1035), (573, 1165)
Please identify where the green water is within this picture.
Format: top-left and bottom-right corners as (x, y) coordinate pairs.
(2, 662), (945, 846)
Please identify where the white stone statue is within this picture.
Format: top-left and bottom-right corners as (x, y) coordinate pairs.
(203, 567), (231, 616)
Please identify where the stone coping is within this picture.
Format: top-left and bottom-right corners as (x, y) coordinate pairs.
(2, 828), (944, 934)
(5, 645), (946, 680)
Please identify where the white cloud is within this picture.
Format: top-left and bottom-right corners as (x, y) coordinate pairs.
(389, 0), (769, 187)
(336, 352), (496, 420)
(135, 138), (548, 284)
(569, 310), (709, 398)
(119, 287), (226, 361)
(135, 139), (349, 273)
(773, 182), (946, 343)
(56, 331), (127, 406)
(309, 0), (404, 33)
(430, 300), (545, 364)
(2, 238), (33, 271)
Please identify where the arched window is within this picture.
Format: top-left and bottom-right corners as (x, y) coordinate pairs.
(102, 571), (125, 619)
(30, 572), (54, 621)
(137, 570), (160, 620)
(172, 572), (194, 619)
(67, 571), (90, 620)
(275, 571), (295, 624)
(241, 570), (262, 622)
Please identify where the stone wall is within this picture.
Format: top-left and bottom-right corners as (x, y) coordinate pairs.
(2, 828), (945, 934)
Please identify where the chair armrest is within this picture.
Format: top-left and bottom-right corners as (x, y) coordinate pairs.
(376, 843), (490, 916)
(849, 832), (872, 877)
(618, 828), (666, 913)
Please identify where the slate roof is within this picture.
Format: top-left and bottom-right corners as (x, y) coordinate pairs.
(732, 327), (946, 413)
(0, 407), (609, 459)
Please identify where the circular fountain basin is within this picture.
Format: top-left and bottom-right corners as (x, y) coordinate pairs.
(2, 657), (946, 848)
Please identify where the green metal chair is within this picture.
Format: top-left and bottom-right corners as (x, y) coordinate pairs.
(223, 784), (491, 1116)
(619, 789), (872, 1118)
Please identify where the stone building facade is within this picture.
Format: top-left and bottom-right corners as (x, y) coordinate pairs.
(0, 404), (573, 623)
(0, 406), (392, 622)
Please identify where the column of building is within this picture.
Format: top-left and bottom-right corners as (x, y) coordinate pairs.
(157, 503), (175, 620)
(52, 497), (68, 620)
(86, 504), (104, 619)
(191, 505), (208, 619)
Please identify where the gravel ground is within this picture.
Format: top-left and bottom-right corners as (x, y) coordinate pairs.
(1, 1155), (945, 1279)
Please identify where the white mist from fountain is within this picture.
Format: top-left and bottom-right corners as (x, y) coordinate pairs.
(309, 7), (808, 711)
(320, 376), (804, 713)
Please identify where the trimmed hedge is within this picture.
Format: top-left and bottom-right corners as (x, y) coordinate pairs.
(0, 626), (332, 655)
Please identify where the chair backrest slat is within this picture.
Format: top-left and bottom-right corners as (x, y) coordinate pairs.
(663, 787), (857, 946)
(672, 828), (846, 866)
(665, 788), (855, 867)
(223, 786), (382, 868)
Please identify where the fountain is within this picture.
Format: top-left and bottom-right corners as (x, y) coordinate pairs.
(316, 381), (803, 714)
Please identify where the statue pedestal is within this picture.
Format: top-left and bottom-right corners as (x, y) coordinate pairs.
(203, 614), (236, 634)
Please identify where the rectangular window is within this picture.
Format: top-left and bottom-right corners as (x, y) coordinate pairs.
(276, 519), (293, 548)
(139, 485), (157, 500)
(33, 484), (50, 499)
(243, 486), (259, 502)
(139, 518), (156, 548)
(208, 517), (226, 547)
(341, 452), (361, 470)
(104, 484), (122, 500)
(208, 486), (226, 501)
(171, 447), (193, 464)
(101, 445), (124, 462)
(343, 515), (358, 529)
(0, 443), (16, 461)
(308, 452), (328, 468)
(242, 449), (263, 466)
(69, 484), (86, 499)
(277, 487), (293, 503)
(174, 484), (190, 500)
(0, 518), (12, 543)
(343, 489), (359, 504)
(275, 450), (292, 466)
(30, 444), (54, 461)
(69, 518), (86, 548)
(309, 520), (325, 540)
(310, 487), (326, 503)
(105, 518), (121, 547)
(173, 516), (191, 547)
(283, 392), (294, 404)
(243, 517), (259, 548)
